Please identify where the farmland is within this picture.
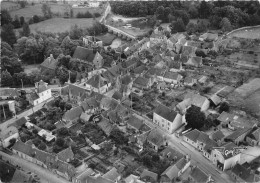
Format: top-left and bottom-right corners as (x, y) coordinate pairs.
(16, 18), (98, 34)
(228, 26), (260, 39)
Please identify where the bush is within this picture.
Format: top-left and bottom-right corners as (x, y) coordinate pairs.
(76, 11), (93, 18)
(94, 12), (101, 17)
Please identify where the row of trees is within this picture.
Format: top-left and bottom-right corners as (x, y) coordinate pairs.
(76, 11), (101, 18)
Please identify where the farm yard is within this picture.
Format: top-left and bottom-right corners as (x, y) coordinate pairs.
(227, 26), (260, 39)
(16, 18), (98, 34)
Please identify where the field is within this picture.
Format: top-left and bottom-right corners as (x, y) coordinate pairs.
(7, 3), (103, 20)
(1, 1), (19, 11)
(228, 27), (260, 39)
(17, 18), (98, 34)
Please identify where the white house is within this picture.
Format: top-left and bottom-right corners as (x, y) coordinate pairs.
(84, 74), (111, 94)
(28, 80), (52, 106)
(163, 71), (183, 85)
(88, 1), (100, 7)
(153, 104), (183, 134)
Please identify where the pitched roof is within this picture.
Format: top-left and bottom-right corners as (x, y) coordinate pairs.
(63, 106), (83, 121)
(86, 74), (109, 89)
(121, 75), (132, 85)
(184, 129), (201, 142)
(190, 94), (208, 108)
(231, 164), (256, 182)
(57, 146), (74, 162)
(134, 65), (148, 75)
(126, 115), (144, 130)
(81, 97), (99, 111)
(13, 117), (27, 128)
(134, 77), (150, 87)
(140, 169), (158, 182)
(107, 63), (123, 77)
(40, 56), (58, 70)
(112, 91), (123, 101)
(225, 128), (251, 141)
(102, 167), (120, 182)
(210, 94), (222, 105)
(186, 56), (202, 67)
(11, 169), (32, 183)
(182, 45), (196, 55)
(145, 68), (165, 77)
(147, 129), (164, 147)
(211, 130), (225, 142)
(154, 104), (178, 122)
(217, 111), (236, 123)
(190, 166), (209, 183)
(73, 46), (96, 63)
(0, 126), (18, 140)
(97, 118), (116, 136)
(85, 175), (114, 183)
(163, 71), (180, 80)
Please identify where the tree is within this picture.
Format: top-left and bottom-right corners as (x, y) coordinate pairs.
(9, 138), (16, 145)
(175, 10), (190, 26)
(38, 142), (47, 150)
(220, 17), (232, 32)
(186, 22), (198, 34)
(42, 4), (52, 19)
(21, 22), (31, 37)
(198, 1), (213, 18)
(33, 15), (40, 23)
(56, 137), (65, 147)
(70, 24), (83, 39)
(57, 127), (69, 136)
(12, 15), (21, 29)
(65, 103), (72, 111)
(59, 101), (66, 111)
(142, 155), (152, 167)
(185, 105), (206, 130)
(197, 20), (207, 33)
(219, 102), (229, 113)
(171, 18), (186, 33)
(1, 24), (17, 46)
(20, 16), (25, 26)
(188, 6), (199, 18)
(1, 10), (12, 26)
(109, 129), (128, 145)
(195, 49), (206, 58)
(1, 57), (23, 75)
(32, 138), (41, 147)
(60, 36), (79, 56)
(18, 1), (27, 8)
(1, 70), (13, 87)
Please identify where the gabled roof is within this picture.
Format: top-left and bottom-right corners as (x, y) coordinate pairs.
(121, 75), (132, 85)
(63, 106), (83, 122)
(184, 129), (200, 142)
(210, 94), (222, 106)
(112, 91), (123, 101)
(40, 56), (58, 70)
(13, 117), (27, 128)
(102, 167), (120, 182)
(57, 146), (74, 162)
(81, 97), (99, 111)
(100, 97), (119, 110)
(186, 56), (202, 67)
(217, 111), (236, 123)
(134, 77), (150, 87)
(140, 169), (158, 182)
(190, 166), (209, 183)
(211, 130), (225, 142)
(154, 104), (178, 122)
(163, 71), (181, 80)
(86, 74), (109, 89)
(134, 65), (148, 75)
(160, 147), (183, 162)
(190, 94), (208, 108)
(231, 164), (257, 182)
(182, 45), (196, 56)
(145, 68), (165, 77)
(147, 129), (164, 147)
(11, 169), (32, 183)
(123, 57), (139, 68)
(126, 115), (144, 130)
(107, 63), (123, 77)
(73, 46), (96, 63)
(97, 118), (116, 136)
(225, 128), (251, 141)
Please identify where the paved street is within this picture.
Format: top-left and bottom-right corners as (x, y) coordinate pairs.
(0, 97), (53, 130)
(0, 151), (69, 183)
(133, 113), (233, 183)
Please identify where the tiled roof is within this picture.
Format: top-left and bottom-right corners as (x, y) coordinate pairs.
(73, 46), (96, 63)
(11, 169), (32, 183)
(97, 117), (116, 136)
(102, 167), (120, 182)
(63, 106), (83, 122)
(217, 111), (236, 123)
(190, 94), (208, 108)
(186, 56), (202, 67)
(37, 80), (49, 93)
(85, 175), (114, 183)
(154, 104), (178, 122)
(40, 56), (58, 70)
(57, 146), (74, 162)
(140, 169), (158, 182)
(107, 63), (123, 77)
(134, 65), (148, 75)
(231, 164), (256, 182)
(29, 92), (40, 101)
(184, 129), (200, 142)
(86, 74), (109, 89)
(112, 91), (123, 101)
(211, 130), (225, 142)
(13, 117), (27, 128)
(145, 68), (165, 77)
(147, 129), (164, 147)
(126, 115), (144, 130)
(225, 128), (251, 141)
(81, 97), (99, 111)
(163, 71), (181, 80)
(210, 94), (222, 105)
(182, 45), (196, 55)
(134, 77), (150, 87)
(0, 126), (18, 140)
(190, 166), (209, 183)
(121, 75), (132, 85)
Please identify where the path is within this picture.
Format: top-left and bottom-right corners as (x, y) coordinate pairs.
(0, 151), (69, 183)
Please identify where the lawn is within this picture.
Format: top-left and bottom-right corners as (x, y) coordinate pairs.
(9, 3), (103, 21)
(1, 1), (19, 11)
(96, 33), (117, 46)
(228, 26), (260, 39)
(18, 18), (98, 34)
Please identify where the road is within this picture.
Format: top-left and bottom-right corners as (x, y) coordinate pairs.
(0, 97), (54, 130)
(133, 113), (233, 183)
(106, 24), (137, 40)
(0, 151), (69, 183)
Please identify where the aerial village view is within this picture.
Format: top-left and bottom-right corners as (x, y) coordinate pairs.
(1, 0), (260, 182)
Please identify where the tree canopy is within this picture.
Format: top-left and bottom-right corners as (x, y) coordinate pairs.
(185, 105), (206, 130)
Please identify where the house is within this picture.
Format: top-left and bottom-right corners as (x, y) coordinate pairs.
(153, 104), (183, 134)
(12, 117), (27, 129)
(157, 82), (167, 91)
(0, 126), (19, 147)
(246, 127), (260, 146)
(72, 168), (95, 183)
(183, 129), (201, 148)
(85, 174), (114, 183)
(140, 169), (158, 183)
(167, 36), (178, 49)
(163, 71), (183, 85)
(11, 169), (34, 183)
(147, 129), (166, 151)
(199, 33), (218, 42)
(73, 46), (103, 69)
(224, 127), (252, 145)
(211, 130), (225, 145)
(125, 174), (145, 183)
(0, 88), (20, 99)
(160, 147), (183, 163)
(145, 68), (166, 82)
(122, 57), (139, 72)
(136, 131), (150, 149)
(126, 115), (144, 133)
(97, 117), (116, 136)
(188, 166), (213, 183)
(212, 142), (244, 170)
(40, 54), (58, 74)
(190, 94), (210, 111)
(81, 97), (99, 114)
(230, 163), (260, 183)
(102, 167), (121, 182)
(112, 91), (124, 102)
(185, 56), (203, 67)
(209, 94), (222, 106)
(57, 147), (74, 162)
(27, 80), (52, 106)
(62, 106), (84, 125)
(160, 155), (191, 183)
(182, 45), (197, 57)
(134, 65), (148, 77)
(183, 77), (197, 86)
(100, 97), (119, 111)
(133, 76), (153, 90)
(85, 74), (111, 94)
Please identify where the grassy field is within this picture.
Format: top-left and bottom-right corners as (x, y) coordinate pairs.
(228, 27), (260, 39)
(16, 17), (98, 34)
(1, 1), (19, 10)
(7, 3), (103, 21)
